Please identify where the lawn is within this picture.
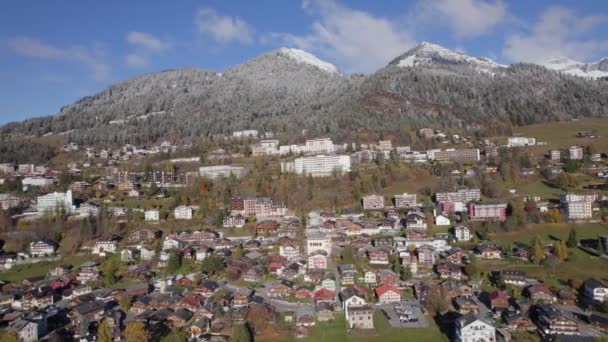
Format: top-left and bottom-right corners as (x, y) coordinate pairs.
(278, 311), (447, 342)
(0, 254), (91, 282)
(513, 118), (608, 151)
(481, 222), (608, 288)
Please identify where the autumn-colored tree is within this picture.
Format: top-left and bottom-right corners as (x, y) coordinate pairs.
(0, 331), (18, 342)
(546, 209), (562, 223)
(555, 240), (568, 260)
(532, 236), (545, 264)
(125, 322), (149, 342)
(118, 295), (132, 311)
(97, 318), (113, 342)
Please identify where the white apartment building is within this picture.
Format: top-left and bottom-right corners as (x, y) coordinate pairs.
(454, 225), (472, 242)
(0, 194), (20, 210)
(306, 234), (332, 255)
(394, 193), (417, 208)
(550, 150), (561, 161)
(565, 201), (592, 220)
(436, 188), (481, 203)
(198, 165), (247, 179)
(281, 155), (351, 177)
(0, 164), (15, 175)
(22, 177), (54, 187)
(456, 315), (496, 342)
(145, 209), (160, 221)
(37, 190), (74, 215)
(174, 206), (193, 220)
(232, 130), (258, 138)
(508, 137), (536, 147)
(569, 146), (584, 160)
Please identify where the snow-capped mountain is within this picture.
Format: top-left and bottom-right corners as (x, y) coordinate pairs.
(388, 42), (506, 74)
(278, 47), (339, 74)
(539, 56), (608, 79)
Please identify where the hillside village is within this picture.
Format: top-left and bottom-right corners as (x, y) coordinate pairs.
(1, 122), (608, 342)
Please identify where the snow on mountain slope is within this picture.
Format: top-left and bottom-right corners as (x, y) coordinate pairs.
(539, 56), (608, 79)
(278, 48), (339, 74)
(390, 42), (506, 73)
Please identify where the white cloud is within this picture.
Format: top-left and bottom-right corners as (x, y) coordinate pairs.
(503, 7), (608, 62)
(416, 0), (507, 38)
(195, 7), (253, 44)
(274, 0), (416, 73)
(7, 36), (109, 80)
(124, 31), (170, 68)
(126, 31), (169, 51)
(126, 54), (149, 68)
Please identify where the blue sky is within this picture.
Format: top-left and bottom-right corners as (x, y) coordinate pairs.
(1, 0), (607, 124)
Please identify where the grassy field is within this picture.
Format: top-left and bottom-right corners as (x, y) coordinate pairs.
(277, 311), (447, 342)
(480, 223), (608, 288)
(0, 254), (91, 282)
(513, 118), (608, 151)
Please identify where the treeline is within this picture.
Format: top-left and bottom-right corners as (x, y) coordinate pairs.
(0, 138), (56, 164)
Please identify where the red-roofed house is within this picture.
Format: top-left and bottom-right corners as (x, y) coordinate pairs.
(375, 284), (401, 304)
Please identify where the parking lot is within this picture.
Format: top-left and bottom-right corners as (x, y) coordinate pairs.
(378, 299), (429, 328)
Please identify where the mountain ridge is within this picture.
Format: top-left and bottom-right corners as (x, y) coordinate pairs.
(2, 42), (608, 146)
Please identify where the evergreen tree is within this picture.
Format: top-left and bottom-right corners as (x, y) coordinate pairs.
(166, 250), (182, 274)
(566, 228), (578, 248)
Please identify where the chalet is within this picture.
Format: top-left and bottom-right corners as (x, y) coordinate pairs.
(314, 288), (335, 304)
(526, 284), (557, 303)
(583, 279), (608, 303)
(129, 227), (160, 243)
(308, 250), (328, 270)
(242, 266), (264, 283)
(22, 287), (54, 310)
(243, 239), (261, 250)
(223, 214), (245, 228)
(589, 313), (608, 331)
(405, 210), (427, 230)
(29, 240), (58, 257)
(295, 285), (314, 299)
(91, 235), (120, 256)
(49, 264), (72, 277)
(316, 302), (335, 322)
(505, 312), (536, 331)
(512, 246), (531, 261)
(435, 262), (464, 280)
(476, 242), (501, 259)
(340, 287), (367, 313)
(256, 220), (279, 234)
(279, 238), (300, 260)
(444, 249), (468, 265)
(140, 246), (156, 261)
(296, 308), (316, 327)
(231, 289), (252, 308)
(502, 270), (528, 287)
(376, 269), (400, 286)
(533, 303), (579, 336)
(8, 318), (38, 342)
(455, 314), (496, 342)
(168, 309), (194, 327)
(304, 269), (325, 283)
(417, 245), (436, 268)
(268, 280), (294, 299)
(367, 248), (390, 265)
(375, 284), (401, 304)
(77, 261), (100, 283)
(454, 296), (479, 315)
(339, 264), (356, 285)
(373, 236), (394, 249)
(489, 290), (509, 313)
